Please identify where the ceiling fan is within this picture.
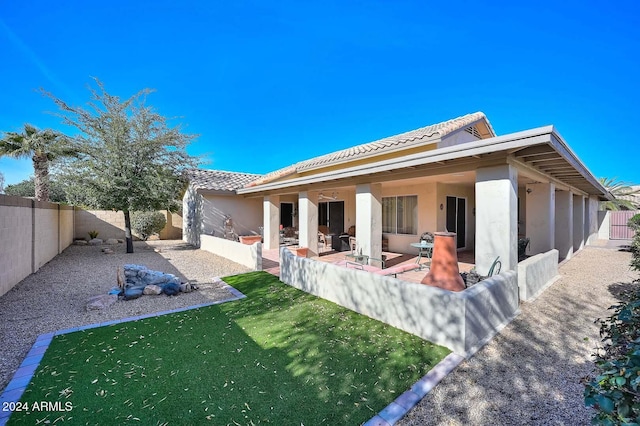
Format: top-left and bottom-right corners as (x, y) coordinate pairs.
(318, 191), (338, 201)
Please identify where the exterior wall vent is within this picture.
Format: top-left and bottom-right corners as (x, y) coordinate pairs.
(464, 126), (482, 139)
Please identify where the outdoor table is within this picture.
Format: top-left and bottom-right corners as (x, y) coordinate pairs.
(410, 242), (433, 267)
(345, 253), (369, 265)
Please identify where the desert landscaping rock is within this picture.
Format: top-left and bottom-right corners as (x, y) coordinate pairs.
(73, 240), (88, 245)
(88, 238), (103, 245)
(143, 284), (163, 295)
(0, 240), (250, 392)
(105, 238), (119, 245)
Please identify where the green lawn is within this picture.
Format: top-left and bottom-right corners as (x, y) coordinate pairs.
(9, 271), (450, 425)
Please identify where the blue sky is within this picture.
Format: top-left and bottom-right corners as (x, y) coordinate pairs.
(1, 0), (639, 186)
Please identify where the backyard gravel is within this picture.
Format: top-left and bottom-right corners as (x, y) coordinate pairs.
(0, 240), (250, 392)
(399, 243), (639, 425)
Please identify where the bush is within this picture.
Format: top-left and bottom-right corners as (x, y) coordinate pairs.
(585, 214), (640, 424)
(585, 289), (640, 425)
(629, 215), (640, 272)
(131, 211), (166, 241)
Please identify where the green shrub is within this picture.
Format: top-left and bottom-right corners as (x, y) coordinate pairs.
(585, 288), (640, 425)
(131, 211), (166, 241)
(88, 230), (99, 239)
(630, 214), (640, 273)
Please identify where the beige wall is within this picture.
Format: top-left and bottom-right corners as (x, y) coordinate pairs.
(34, 202), (59, 270)
(0, 196), (34, 297)
(436, 183), (476, 250)
(158, 210), (183, 240)
(0, 195), (74, 297)
(183, 187), (263, 247)
(75, 209), (181, 241)
(382, 182), (437, 253)
(60, 207), (75, 252)
(378, 181), (476, 254)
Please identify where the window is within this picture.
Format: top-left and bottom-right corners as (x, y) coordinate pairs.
(382, 195), (418, 234)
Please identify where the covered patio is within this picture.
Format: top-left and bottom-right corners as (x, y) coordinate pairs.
(240, 115), (611, 279)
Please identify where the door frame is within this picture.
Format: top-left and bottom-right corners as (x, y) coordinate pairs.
(445, 195), (467, 250)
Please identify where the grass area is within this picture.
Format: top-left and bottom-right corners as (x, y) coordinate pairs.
(9, 272), (450, 425)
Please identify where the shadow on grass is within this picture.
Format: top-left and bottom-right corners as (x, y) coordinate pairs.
(8, 272), (448, 425)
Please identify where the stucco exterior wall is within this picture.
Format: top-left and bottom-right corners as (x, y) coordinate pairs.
(586, 196), (600, 244)
(436, 183), (476, 250)
(597, 210), (610, 240)
(279, 247), (519, 356)
(438, 128), (480, 149)
(518, 187), (527, 237)
(381, 182), (437, 253)
(183, 187), (263, 247)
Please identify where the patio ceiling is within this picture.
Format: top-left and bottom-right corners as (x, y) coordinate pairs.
(237, 126), (612, 200)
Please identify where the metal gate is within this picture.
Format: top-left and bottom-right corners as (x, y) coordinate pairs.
(610, 211), (639, 240)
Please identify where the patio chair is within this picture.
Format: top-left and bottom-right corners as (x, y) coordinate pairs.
(416, 232), (434, 267)
(518, 237), (530, 261)
(488, 256), (502, 277)
(318, 225), (331, 251)
(349, 236), (357, 253)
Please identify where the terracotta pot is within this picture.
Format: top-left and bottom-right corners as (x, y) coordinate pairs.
(288, 247), (308, 257)
(239, 235), (262, 245)
(421, 232), (465, 292)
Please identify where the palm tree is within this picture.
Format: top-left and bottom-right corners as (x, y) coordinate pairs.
(0, 124), (73, 202)
(599, 177), (640, 210)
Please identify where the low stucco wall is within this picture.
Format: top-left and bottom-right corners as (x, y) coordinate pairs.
(200, 234), (262, 271)
(279, 247), (519, 356)
(517, 249), (560, 301)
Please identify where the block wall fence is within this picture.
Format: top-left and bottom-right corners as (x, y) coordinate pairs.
(0, 194), (182, 297)
(0, 195), (74, 297)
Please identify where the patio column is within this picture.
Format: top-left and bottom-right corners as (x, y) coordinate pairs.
(554, 190), (573, 260)
(298, 191), (319, 257)
(263, 195), (280, 250)
(355, 183), (382, 261)
(526, 182), (555, 255)
(585, 195), (600, 245)
(475, 164), (518, 275)
(573, 194), (585, 252)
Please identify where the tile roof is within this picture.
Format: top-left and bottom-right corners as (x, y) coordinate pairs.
(245, 112), (493, 187)
(186, 169), (263, 192)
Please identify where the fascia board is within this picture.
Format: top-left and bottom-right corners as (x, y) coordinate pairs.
(548, 130), (613, 199)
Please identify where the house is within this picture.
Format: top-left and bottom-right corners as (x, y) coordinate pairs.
(184, 112), (612, 275)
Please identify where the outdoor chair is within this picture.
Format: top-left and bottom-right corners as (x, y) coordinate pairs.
(488, 256), (502, 277)
(518, 237), (530, 261)
(349, 236), (357, 253)
(416, 231), (434, 266)
(318, 225), (331, 251)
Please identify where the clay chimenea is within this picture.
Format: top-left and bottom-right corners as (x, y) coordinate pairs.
(421, 232), (465, 292)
